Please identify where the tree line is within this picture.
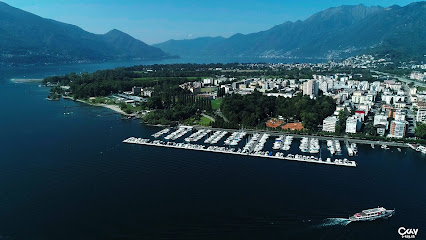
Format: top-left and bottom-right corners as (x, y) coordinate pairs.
(220, 91), (336, 131)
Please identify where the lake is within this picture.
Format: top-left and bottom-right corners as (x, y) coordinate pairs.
(0, 59), (425, 239)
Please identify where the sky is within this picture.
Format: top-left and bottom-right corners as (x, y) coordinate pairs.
(2, 0), (417, 44)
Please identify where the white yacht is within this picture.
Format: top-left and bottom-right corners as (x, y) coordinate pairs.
(273, 135), (284, 150)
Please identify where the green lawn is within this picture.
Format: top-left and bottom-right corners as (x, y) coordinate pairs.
(198, 116), (212, 126)
(211, 98), (223, 110)
(89, 97), (115, 105)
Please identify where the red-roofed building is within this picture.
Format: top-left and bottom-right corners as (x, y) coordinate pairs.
(355, 110), (366, 121)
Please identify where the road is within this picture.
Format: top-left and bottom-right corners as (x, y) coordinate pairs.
(372, 70), (426, 88)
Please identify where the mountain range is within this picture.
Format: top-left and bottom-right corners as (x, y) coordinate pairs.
(0, 1), (171, 65)
(0, 1), (424, 65)
(154, 2), (426, 60)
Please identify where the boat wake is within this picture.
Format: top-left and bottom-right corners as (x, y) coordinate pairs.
(314, 218), (351, 228)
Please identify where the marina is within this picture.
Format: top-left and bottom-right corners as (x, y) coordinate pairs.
(184, 129), (212, 142)
(123, 135), (357, 167)
(224, 131), (247, 146)
(299, 137), (320, 154)
(123, 126), (365, 167)
(205, 130), (228, 144)
(407, 143), (426, 154)
(272, 135), (284, 150)
(152, 128), (170, 138)
(164, 126), (193, 140)
(282, 136), (293, 151)
(346, 142), (358, 157)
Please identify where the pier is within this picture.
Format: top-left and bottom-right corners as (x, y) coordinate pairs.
(123, 137), (357, 168)
(184, 129), (212, 142)
(205, 131), (228, 144)
(152, 128), (170, 138)
(164, 126), (193, 140)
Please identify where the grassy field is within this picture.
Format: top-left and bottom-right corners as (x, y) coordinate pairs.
(211, 98), (223, 110)
(198, 116), (212, 126)
(89, 97), (115, 105)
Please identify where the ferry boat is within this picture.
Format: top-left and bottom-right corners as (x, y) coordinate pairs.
(349, 207), (395, 222)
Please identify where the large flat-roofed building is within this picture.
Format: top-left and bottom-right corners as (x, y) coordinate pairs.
(373, 114), (389, 129)
(416, 109), (426, 123)
(302, 80), (318, 97)
(394, 110), (406, 121)
(346, 115), (361, 134)
(322, 116), (338, 132)
(389, 120), (407, 138)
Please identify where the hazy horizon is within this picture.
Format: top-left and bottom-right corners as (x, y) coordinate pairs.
(2, 0), (418, 44)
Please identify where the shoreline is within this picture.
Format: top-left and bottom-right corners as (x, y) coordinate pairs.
(59, 96), (421, 149)
(11, 78), (43, 83)
(62, 95), (133, 116)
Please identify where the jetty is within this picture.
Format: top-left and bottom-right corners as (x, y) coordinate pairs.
(152, 128), (170, 138)
(123, 137), (357, 168)
(164, 126), (193, 140)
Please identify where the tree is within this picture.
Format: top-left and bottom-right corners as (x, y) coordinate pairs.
(363, 122), (376, 136)
(415, 123), (426, 139)
(337, 109), (350, 134)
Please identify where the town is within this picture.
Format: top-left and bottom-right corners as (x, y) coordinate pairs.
(46, 55), (426, 149)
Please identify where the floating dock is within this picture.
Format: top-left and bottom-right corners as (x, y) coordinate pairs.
(184, 129), (211, 142)
(123, 137), (357, 168)
(205, 131), (228, 144)
(164, 126), (192, 140)
(152, 128), (170, 138)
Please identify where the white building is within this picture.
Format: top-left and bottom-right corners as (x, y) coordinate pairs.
(322, 116), (338, 133)
(351, 91), (365, 104)
(382, 94), (406, 105)
(302, 80), (318, 97)
(410, 88), (417, 95)
(410, 71), (426, 81)
(374, 114), (389, 129)
(394, 111), (406, 121)
(346, 115), (362, 134)
(389, 120), (407, 138)
(203, 78), (214, 85)
(417, 109), (426, 123)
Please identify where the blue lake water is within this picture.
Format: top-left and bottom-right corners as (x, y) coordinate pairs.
(0, 59), (425, 239)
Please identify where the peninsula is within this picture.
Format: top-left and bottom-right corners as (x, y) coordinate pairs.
(44, 56), (426, 149)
